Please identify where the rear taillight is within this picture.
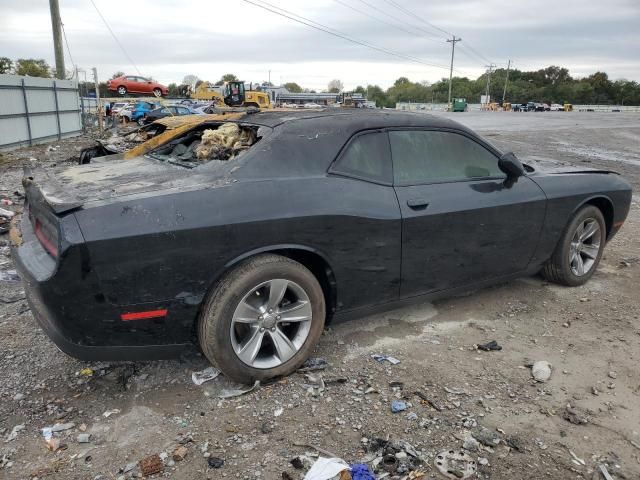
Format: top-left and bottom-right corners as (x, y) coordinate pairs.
(29, 211), (59, 258)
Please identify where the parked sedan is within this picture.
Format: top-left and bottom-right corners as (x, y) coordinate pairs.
(11, 110), (632, 383)
(142, 105), (199, 124)
(107, 75), (169, 97)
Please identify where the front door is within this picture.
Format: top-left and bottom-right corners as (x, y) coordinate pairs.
(390, 129), (547, 298)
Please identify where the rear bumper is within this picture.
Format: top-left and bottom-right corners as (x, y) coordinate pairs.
(10, 215), (192, 361)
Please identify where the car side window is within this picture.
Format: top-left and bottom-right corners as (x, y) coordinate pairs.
(331, 131), (392, 184)
(389, 130), (504, 185)
(177, 107), (189, 114)
(126, 76), (136, 82)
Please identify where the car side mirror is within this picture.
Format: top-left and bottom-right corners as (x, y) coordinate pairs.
(498, 152), (525, 179)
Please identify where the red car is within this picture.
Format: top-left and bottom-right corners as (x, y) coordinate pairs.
(107, 75), (168, 97)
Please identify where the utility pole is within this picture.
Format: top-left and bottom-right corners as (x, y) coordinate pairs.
(446, 36), (461, 111)
(92, 67), (104, 133)
(484, 63), (496, 108)
(502, 59), (511, 105)
(49, 0), (65, 79)
(268, 70), (271, 85)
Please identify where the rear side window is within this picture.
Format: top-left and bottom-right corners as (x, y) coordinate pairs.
(389, 130), (503, 185)
(331, 132), (392, 184)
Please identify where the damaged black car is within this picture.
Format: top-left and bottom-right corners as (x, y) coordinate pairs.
(10, 110), (632, 383)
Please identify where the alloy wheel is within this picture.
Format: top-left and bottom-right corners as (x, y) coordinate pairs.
(230, 279), (313, 369)
(569, 218), (601, 276)
(117, 86), (126, 95)
(153, 88), (162, 97)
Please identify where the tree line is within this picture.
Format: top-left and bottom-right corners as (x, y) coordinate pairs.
(2, 57), (638, 106)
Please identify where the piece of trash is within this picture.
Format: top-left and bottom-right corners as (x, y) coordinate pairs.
(406, 412), (418, 421)
(218, 380), (260, 399)
(303, 457), (350, 480)
(192, 366), (221, 385)
(103, 409), (121, 418)
(45, 437), (62, 452)
(274, 407), (284, 417)
(472, 427), (501, 447)
(77, 433), (91, 443)
(531, 360), (552, 382)
(350, 463), (375, 479)
(391, 400), (407, 413)
(562, 405), (589, 425)
(5, 424), (25, 442)
(443, 386), (467, 395)
(79, 368), (94, 377)
(303, 373), (325, 396)
(599, 464), (614, 480)
(477, 340), (502, 351)
(371, 354), (400, 365)
(208, 456), (224, 468)
(298, 357), (328, 372)
(569, 450), (585, 466)
(173, 445), (188, 462)
(291, 455), (314, 470)
(139, 454), (164, 476)
(1, 198), (14, 206)
(435, 450), (477, 479)
(0, 270), (20, 282)
(414, 390), (443, 411)
(0, 207), (15, 219)
(45, 423), (75, 433)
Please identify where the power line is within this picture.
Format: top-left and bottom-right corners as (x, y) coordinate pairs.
(460, 43), (493, 65)
(60, 21), (75, 78)
(241, 0), (453, 70)
(89, 0), (142, 75)
(354, 0), (443, 41)
(380, 0), (452, 37)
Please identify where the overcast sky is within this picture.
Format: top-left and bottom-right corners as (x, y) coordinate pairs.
(1, 0), (639, 89)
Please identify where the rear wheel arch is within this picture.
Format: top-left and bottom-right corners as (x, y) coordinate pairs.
(206, 245), (337, 323)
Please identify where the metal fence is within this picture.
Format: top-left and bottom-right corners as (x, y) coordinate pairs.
(0, 74), (83, 150)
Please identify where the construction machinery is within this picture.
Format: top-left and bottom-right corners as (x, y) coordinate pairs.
(190, 81), (272, 108)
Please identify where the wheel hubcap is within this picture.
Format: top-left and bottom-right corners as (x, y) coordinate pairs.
(231, 279), (312, 369)
(569, 218), (601, 276)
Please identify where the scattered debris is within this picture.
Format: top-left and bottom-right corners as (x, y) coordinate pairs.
(5, 424), (25, 442)
(302, 372), (326, 396)
(298, 357), (328, 372)
(472, 427), (501, 447)
(172, 445), (188, 462)
(0, 207), (15, 219)
(139, 454), (164, 476)
(207, 456), (224, 469)
(349, 464), (375, 480)
(291, 455), (314, 470)
(195, 123), (257, 161)
(391, 400), (407, 413)
(599, 464), (614, 480)
(79, 368), (94, 377)
(607, 371), (617, 379)
(531, 360), (552, 382)
(274, 407), (284, 417)
(217, 380), (260, 399)
(371, 354), (401, 365)
(191, 366), (221, 385)
(303, 457), (349, 480)
(102, 409), (121, 418)
(569, 450), (585, 466)
(414, 390), (444, 411)
(0, 270), (19, 282)
(562, 405), (589, 425)
(477, 340), (502, 351)
(76, 434), (91, 443)
(435, 450), (477, 479)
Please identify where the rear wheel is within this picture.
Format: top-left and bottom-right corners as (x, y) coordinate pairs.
(198, 254), (326, 383)
(117, 86), (127, 96)
(152, 88), (162, 97)
(542, 205), (606, 286)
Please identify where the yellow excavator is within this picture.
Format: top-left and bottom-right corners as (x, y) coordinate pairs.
(190, 81), (272, 108)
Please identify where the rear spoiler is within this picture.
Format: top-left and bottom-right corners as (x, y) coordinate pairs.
(22, 164), (83, 214)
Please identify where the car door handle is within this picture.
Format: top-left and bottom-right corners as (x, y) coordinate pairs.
(407, 198), (430, 209)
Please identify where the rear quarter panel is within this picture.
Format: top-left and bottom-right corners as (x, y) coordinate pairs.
(74, 176), (401, 314)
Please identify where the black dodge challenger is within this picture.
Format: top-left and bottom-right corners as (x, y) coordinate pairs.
(11, 110), (632, 382)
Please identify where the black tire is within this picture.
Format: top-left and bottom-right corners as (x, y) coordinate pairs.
(542, 205), (606, 286)
(117, 86), (127, 96)
(198, 254), (326, 383)
(136, 117), (145, 126)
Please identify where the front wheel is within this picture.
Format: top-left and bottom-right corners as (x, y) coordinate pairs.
(542, 205), (606, 286)
(198, 254), (326, 383)
(152, 88), (162, 97)
(117, 86), (127, 96)
(136, 116), (145, 126)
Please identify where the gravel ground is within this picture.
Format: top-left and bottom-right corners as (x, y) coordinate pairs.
(0, 112), (639, 480)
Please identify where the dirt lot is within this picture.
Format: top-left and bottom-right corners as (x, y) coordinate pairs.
(0, 112), (639, 480)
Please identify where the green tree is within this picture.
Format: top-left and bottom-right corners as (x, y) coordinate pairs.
(283, 82), (303, 93)
(215, 73), (239, 86)
(327, 79), (343, 93)
(111, 71), (125, 79)
(14, 58), (50, 78)
(0, 57), (12, 74)
(167, 83), (180, 97)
